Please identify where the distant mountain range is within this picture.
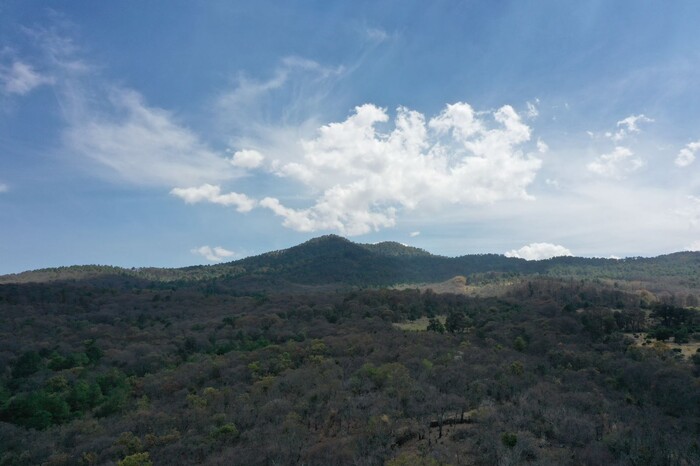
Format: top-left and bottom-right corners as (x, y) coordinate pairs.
(2, 235), (699, 290)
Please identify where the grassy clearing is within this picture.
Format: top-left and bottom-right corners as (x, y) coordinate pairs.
(393, 315), (446, 332)
(393, 275), (515, 298)
(626, 332), (700, 358)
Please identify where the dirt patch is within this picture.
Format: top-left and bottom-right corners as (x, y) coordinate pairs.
(626, 332), (700, 358)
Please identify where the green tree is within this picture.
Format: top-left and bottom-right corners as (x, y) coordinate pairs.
(652, 327), (673, 341)
(513, 336), (527, 352)
(68, 380), (103, 413)
(117, 452), (152, 466)
(1, 390), (70, 429)
(673, 327), (689, 344)
(501, 432), (517, 448)
(12, 351), (42, 378)
(427, 317), (445, 333)
(211, 423), (239, 441)
(445, 311), (467, 333)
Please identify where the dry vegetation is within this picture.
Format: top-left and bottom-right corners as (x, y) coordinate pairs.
(1, 239), (700, 465)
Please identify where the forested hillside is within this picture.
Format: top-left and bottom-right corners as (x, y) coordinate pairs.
(3, 235), (700, 292)
(1, 237), (699, 465)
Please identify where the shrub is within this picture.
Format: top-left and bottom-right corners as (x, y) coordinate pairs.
(501, 432), (517, 448)
(117, 452), (152, 466)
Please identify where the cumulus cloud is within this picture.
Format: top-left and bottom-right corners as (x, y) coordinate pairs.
(0, 60), (53, 95)
(505, 243), (573, 260)
(191, 245), (236, 262)
(587, 146), (643, 178)
(170, 184), (255, 212)
(230, 149), (264, 168)
(409, 231), (421, 237)
(258, 102), (542, 235)
(675, 141), (699, 167)
(25, 31), (546, 240)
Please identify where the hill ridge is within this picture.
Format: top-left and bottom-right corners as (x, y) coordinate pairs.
(1, 236), (699, 288)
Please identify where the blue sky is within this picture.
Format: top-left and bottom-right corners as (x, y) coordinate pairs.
(1, 1), (700, 273)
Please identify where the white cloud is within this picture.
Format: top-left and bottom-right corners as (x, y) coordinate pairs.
(0, 61), (53, 95)
(587, 146), (643, 178)
(675, 141), (700, 167)
(409, 231), (421, 237)
(0, 183), (7, 193)
(536, 138), (548, 153)
(610, 114), (653, 142)
(505, 243), (573, 260)
(217, 56), (344, 125)
(685, 240), (700, 252)
(365, 27), (389, 43)
(18, 29), (235, 188)
(191, 245), (236, 262)
(64, 89), (234, 186)
(617, 114), (653, 133)
(230, 149), (264, 169)
(545, 178), (559, 188)
(257, 102), (541, 235)
(213, 56), (346, 171)
(526, 100), (539, 119)
(170, 184), (255, 212)
(676, 196), (700, 229)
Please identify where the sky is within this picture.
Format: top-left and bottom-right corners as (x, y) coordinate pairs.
(1, 1), (700, 273)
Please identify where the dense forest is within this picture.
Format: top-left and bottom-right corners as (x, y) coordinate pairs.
(1, 237), (700, 465)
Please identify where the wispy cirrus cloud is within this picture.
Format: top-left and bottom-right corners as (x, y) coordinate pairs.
(20, 26), (239, 188)
(216, 56), (345, 131)
(64, 89), (235, 187)
(0, 60), (53, 95)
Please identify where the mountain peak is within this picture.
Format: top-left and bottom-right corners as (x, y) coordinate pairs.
(300, 234), (352, 246)
(360, 241), (433, 257)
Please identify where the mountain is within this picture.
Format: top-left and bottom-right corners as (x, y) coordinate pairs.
(1, 235), (699, 291)
(359, 241), (433, 257)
